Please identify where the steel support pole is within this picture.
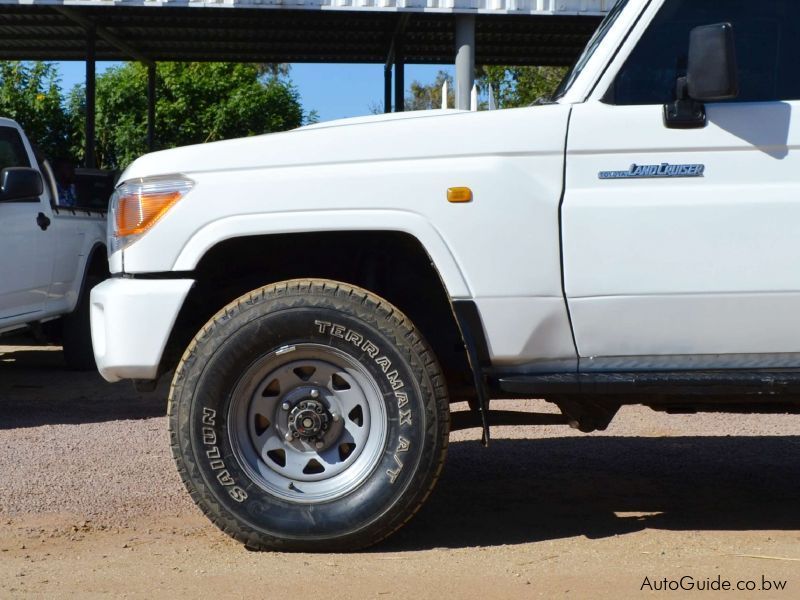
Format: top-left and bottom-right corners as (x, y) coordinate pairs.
(147, 63), (156, 151)
(455, 14), (475, 110)
(384, 65), (392, 113)
(85, 26), (96, 169)
(394, 37), (404, 112)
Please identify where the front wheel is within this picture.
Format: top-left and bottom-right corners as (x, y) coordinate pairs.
(168, 279), (449, 551)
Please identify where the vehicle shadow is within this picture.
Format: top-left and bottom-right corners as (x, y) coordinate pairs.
(0, 346), (167, 429)
(3, 345), (800, 550)
(384, 435), (800, 551)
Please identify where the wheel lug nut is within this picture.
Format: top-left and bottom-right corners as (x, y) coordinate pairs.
(310, 389), (319, 398)
(331, 413), (340, 422)
(315, 441), (324, 449)
(284, 432), (294, 442)
(281, 402), (290, 410)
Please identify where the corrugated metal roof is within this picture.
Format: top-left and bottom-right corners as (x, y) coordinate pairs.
(0, 0), (609, 64)
(0, 0), (616, 17)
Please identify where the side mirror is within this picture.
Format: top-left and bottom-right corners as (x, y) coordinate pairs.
(0, 167), (43, 202)
(687, 23), (739, 101)
(664, 23), (739, 129)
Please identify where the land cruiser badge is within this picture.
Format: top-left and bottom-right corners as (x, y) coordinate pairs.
(599, 163), (705, 180)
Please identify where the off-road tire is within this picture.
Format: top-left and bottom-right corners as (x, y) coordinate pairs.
(62, 275), (100, 371)
(168, 279), (450, 551)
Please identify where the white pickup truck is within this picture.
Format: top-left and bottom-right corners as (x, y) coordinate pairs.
(91, 0), (800, 550)
(0, 118), (107, 369)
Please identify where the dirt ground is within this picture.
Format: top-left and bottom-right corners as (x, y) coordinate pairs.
(2, 344), (800, 599)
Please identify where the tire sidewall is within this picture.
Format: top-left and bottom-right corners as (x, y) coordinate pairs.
(173, 292), (439, 546)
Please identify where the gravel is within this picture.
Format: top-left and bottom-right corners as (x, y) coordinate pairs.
(3, 344), (800, 598)
(3, 344), (800, 534)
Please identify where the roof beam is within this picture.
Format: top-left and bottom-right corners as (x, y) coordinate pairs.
(52, 6), (153, 65)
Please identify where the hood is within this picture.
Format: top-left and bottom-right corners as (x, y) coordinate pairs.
(297, 109), (464, 131)
(120, 105), (564, 182)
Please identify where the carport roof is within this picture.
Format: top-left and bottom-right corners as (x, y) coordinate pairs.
(0, 1), (606, 65)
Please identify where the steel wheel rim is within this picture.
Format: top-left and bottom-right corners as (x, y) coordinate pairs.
(228, 343), (388, 503)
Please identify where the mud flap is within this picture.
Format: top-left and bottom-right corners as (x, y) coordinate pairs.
(453, 301), (491, 446)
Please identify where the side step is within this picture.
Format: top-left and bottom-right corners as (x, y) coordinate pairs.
(450, 409), (568, 432)
(495, 370), (800, 398)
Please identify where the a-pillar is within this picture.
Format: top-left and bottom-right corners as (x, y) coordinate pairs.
(455, 14), (475, 110)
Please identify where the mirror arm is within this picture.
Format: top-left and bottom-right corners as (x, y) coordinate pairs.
(664, 77), (707, 130)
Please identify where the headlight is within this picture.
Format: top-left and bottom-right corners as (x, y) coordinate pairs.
(108, 175), (194, 253)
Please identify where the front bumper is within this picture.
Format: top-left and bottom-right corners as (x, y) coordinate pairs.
(90, 278), (194, 382)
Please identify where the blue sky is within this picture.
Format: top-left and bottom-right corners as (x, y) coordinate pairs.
(56, 61), (454, 123)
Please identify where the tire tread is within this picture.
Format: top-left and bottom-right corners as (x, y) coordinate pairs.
(168, 278), (450, 551)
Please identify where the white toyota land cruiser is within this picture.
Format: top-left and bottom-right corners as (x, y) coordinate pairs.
(0, 118), (107, 369)
(91, 0), (800, 550)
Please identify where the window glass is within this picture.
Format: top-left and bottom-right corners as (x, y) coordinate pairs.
(0, 126), (31, 171)
(553, 0), (631, 101)
(607, 0), (799, 105)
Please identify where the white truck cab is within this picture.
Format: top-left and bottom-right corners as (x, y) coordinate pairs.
(92, 0), (800, 550)
(0, 118), (107, 368)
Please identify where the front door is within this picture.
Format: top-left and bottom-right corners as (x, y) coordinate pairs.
(0, 126), (55, 325)
(563, 0), (800, 370)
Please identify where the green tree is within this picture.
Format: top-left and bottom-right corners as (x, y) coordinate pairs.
(479, 66), (567, 108)
(256, 63), (292, 80)
(399, 66), (566, 113)
(69, 62), (307, 170)
(0, 61), (73, 161)
(405, 70), (455, 111)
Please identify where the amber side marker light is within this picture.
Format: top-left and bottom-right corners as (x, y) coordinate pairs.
(447, 187), (473, 203)
(115, 190), (183, 237)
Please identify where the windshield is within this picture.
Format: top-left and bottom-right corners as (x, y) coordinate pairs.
(551, 0), (631, 101)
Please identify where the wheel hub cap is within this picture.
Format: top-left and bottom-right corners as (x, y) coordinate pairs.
(288, 398), (331, 441)
(228, 346), (388, 503)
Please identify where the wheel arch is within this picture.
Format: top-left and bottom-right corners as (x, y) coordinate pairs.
(161, 230), (480, 406)
(73, 242), (109, 311)
(170, 211), (471, 298)
(85, 242), (109, 277)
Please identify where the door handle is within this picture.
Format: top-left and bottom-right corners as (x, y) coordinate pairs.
(36, 212), (50, 231)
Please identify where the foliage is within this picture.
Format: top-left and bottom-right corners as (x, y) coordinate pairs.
(479, 66), (568, 108)
(0, 62), (73, 161)
(256, 63), (292, 80)
(68, 62), (306, 169)
(405, 70), (455, 111)
(399, 66), (566, 113)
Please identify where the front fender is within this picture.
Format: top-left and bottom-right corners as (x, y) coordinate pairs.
(129, 210), (472, 299)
